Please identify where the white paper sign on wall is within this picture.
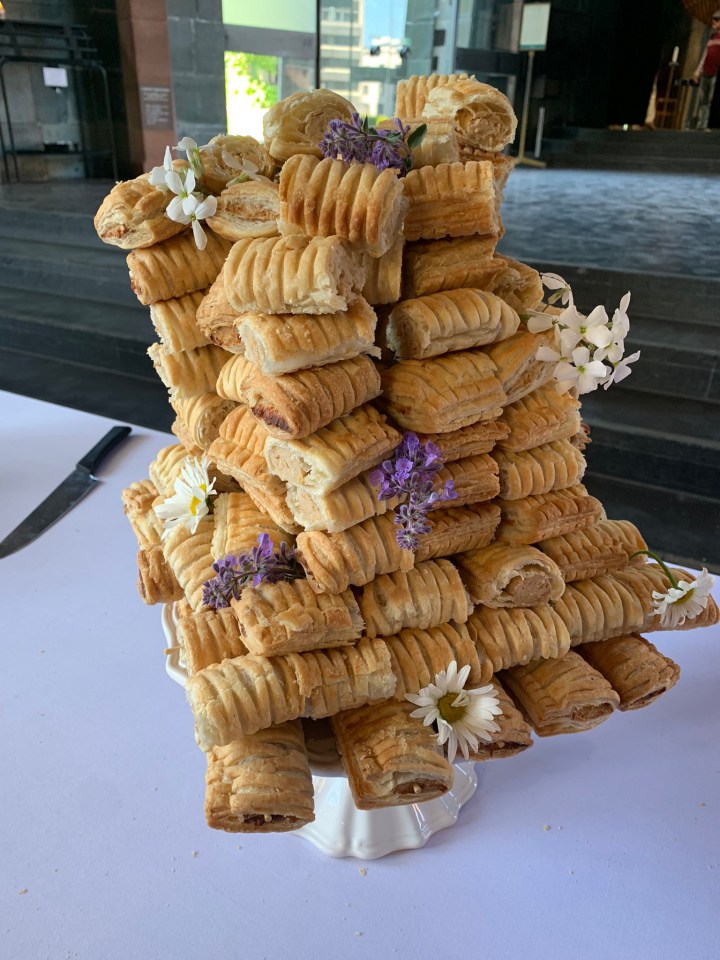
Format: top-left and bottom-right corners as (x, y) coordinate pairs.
(520, 2), (551, 51)
(43, 66), (69, 88)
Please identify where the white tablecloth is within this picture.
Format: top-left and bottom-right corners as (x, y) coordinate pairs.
(2, 390), (719, 960)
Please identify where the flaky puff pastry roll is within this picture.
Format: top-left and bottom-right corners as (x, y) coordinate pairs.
(332, 699), (453, 810)
(137, 545), (183, 605)
(232, 579), (363, 657)
(199, 134), (276, 193)
(415, 420), (510, 462)
(205, 179), (279, 242)
(357, 559), (472, 638)
(224, 235), (365, 316)
(195, 270), (242, 352)
(485, 330), (555, 406)
(415, 502), (501, 562)
(205, 721), (314, 832)
(210, 491), (288, 562)
(170, 392), (236, 451)
(162, 517), (216, 611)
(149, 342), (229, 399)
(615, 565), (720, 633)
(263, 88), (354, 162)
(498, 383), (581, 453)
(467, 679), (533, 761)
(384, 288), (519, 360)
(430, 453), (500, 508)
(127, 231), (231, 305)
(395, 74), (469, 119)
(537, 519), (640, 583)
(385, 622), (491, 696)
(296, 514), (414, 595)
(552, 573), (646, 646)
(122, 479), (163, 550)
(186, 638), (395, 749)
(576, 634), (680, 712)
(402, 235), (500, 299)
(149, 290), (210, 353)
(456, 542), (565, 608)
(94, 173), (186, 249)
(402, 161), (499, 242)
(466, 604), (571, 673)
(495, 439), (587, 501)
(279, 155), (408, 258)
(285, 470), (400, 534)
(264, 404), (401, 496)
(216, 353), (381, 440)
(380, 349), (506, 433)
(177, 607), (248, 676)
(422, 77), (518, 153)
(501, 651), (619, 737)
(486, 255), (544, 314)
(148, 443), (238, 496)
(361, 237), (404, 306)
(496, 484), (603, 544)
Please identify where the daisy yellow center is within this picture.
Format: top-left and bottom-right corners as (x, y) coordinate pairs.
(671, 586), (693, 605)
(438, 693), (466, 725)
(189, 484), (207, 516)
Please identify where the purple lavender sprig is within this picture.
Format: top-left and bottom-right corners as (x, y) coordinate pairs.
(370, 432), (457, 551)
(319, 113), (426, 176)
(202, 534), (302, 609)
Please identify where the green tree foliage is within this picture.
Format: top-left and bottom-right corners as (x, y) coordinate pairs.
(225, 52), (279, 110)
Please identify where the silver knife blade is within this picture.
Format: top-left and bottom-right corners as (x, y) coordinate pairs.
(0, 467), (96, 559)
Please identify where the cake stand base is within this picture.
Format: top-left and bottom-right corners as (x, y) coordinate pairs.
(293, 763), (478, 859)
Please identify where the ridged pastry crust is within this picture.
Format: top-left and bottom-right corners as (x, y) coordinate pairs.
(148, 342), (229, 399)
(195, 271), (242, 351)
(216, 353), (381, 440)
(385, 622), (491, 696)
(485, 330), (555, 406)
(456, 542), (565, 607)
(149, 290), (210, 353)
(232, 579), (363, 656)
(127, 231), (231, 304)
(415, 420), (510, 462)
(162, 517), (216, 611)
(296, 514), (414, 594)
(422, 77), (518, 153)
(430, 453), (500, 508)
(263, 88), (355, 162)
(94, 173), (186, 249)
(385, 288), (519, 359)
(498, 383), (582, 452)
(356, 559), (472, 638)
(285, 470), (400, 533)
(380, 349), (506, 433)
(264, 404), (401, 496)
(415, 502), (501, 562)
(378, 117), (460, 168)
(148, 444), (190, 495)
(496, 484), (603, 544)
(466, 604), (571, 672)
(332, 700), (454, 810)
(494, 439), (587, 500)
(177, 607), (248, 676)
(205, 179), (280, 241)
(537, 518), (646, 582)
(395, 74), (469, 119)
(615, 565), (719, 633)
(467, 679), (533, 761)
(137, 545), (183, 604)
(576, 634), (680, 711)
(402, 161), (499, 242)
(402, 235), (500, 298)
(205, 721), (314, 832)
(610, 519), (651, 561)
(459, 149), (515, 194)
(210, 491), (288, 561)
(199, 134), (276, 194)
(501, 651), (620, 737)
(186, 638), (395, 748)
(361, 237), (404, 305)
(224, 235), (365, 315)
(170, 392), (236, 451)
(486, 256), (544, 313)
(122, 479), (163, 550)
(236, 297), (379, 375)
(552, 572), (645, 646)
(279, 155), (408, 257)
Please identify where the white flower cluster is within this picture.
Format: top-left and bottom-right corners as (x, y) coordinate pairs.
(149, 137), (217, 251)
(528, 273), (641, 395)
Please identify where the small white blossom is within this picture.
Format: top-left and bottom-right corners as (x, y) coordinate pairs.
(154, 455), (216, 538)
(165, 167), (196, 220)
(406, 661), (502, 763)
(552, 346), (609, 395)
(560, 304), (614, 352)
(166, 193), (217, 250)
(652, 568), (714, 628)
(175, 136), (204, 177)
(542, 272), (574, 306)
(148, 145), (173, 186)
(603, 349), (640, 389)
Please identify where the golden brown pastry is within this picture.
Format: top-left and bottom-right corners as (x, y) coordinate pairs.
(486, 255), (544, 314)
(263, 89), (355, 162)
(332, 700), (454, 810)
(149, 290), (210, 353)
(415, 420), (510, 462)
(357, 559), (472, 638)
(122, 478), (163, 549)
(431, 453), (500, 508)
(162, 516), (216, 611)
(384, 288), (519, 359)
(264, 404), (401, 496)
(422, 76), (518, 153)
(537, 519), (643, 582)
(285, 470), (399, 534)
(137, 545), (183, 604)
(210, 491), (288, 561)
(177, 607), (248, 676)
(195, 270), (242, 351)
(199, 134), (276, 193)
(467, 604), (571, 672)
(361, 237), (404, 305)
(552, 572), (646, 646)
(576, 634), (680, 711)
(615, 565), (720, 633)
(498, 383), (582, 452)
(186, 638), (395, 748)
(205, 179), (279, 241)
(501, 651), (620, 737)
(148, 342), (229, 399)
(126, 231), (231, 304)
(484, 330), (555, 406)
(494, 439), (587, 500)
(395, 74), (469, 119)
(608, 519), (650, 561)
(170, 392), (236, 451)
(467, 678), (533, 761)
(496, 484), (603, 544)
(295, 514), (414, 594)
(232, 579), (363, 656)
(94, 173), (187, 249)
(279, 155), (408, 258)
(456, 542), (565, 607)
(224, 235), (365, 315)
(380, 349), (506, 433)
(148, 444), (191, 495)
(459, 149), (515, 191)
(415, 502), (501, 562)
(402, 161), (499, 242)
(385, 622), (491, 696)
(205, 721), (314, 832)
(402, 235), (500, 298)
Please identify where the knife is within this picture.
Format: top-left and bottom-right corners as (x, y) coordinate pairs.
(0, 425), (131, 559)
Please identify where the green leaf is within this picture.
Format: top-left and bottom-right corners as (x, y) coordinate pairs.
(407, 123), (427, 149)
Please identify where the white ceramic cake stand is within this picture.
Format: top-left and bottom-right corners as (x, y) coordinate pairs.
(162, 604), (477, 859)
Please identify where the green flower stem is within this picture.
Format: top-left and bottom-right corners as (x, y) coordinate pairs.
(628, 549), (679, 589)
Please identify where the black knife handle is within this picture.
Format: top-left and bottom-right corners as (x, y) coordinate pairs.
(76, 426), (132, 475)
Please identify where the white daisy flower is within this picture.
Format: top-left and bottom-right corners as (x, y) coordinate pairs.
(406, 661), (502, 764)
(652, 568), (714, 629)
(154, 455), (216, 538)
